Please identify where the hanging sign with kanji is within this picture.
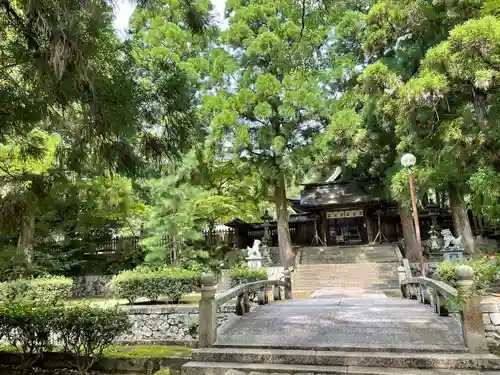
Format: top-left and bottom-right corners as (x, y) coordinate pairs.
(326, 209), (363, 219)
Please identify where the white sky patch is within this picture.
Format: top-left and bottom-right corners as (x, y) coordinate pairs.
(112, 0), (228, 34)
(113, 1), (135, 37)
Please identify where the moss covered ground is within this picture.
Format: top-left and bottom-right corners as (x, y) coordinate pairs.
(0, 344), (192, 358)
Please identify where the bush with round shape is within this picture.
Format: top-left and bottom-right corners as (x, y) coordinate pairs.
(0, 298), (58, 371)
(229, 267), (268, 287)
(0, 275), (73, 303)
(56, 304), (132, 373)
(111, 266), (200, 304)
(436, 259), (496, 295)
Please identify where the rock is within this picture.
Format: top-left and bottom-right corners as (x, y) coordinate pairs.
(481, 303), (499, 313)
(483, 314), (492, 325)
(487, 337), (498, 346)
(224, 370), (245, 375)
(490, 313), (500, 325)
(484, 324), (496, 331)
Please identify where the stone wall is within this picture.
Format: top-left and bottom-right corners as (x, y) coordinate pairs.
(72, 275), (111, 298)
(410, 262), (439, 278)
(481, 300), (500, 347)
(118, 304), (235, 343)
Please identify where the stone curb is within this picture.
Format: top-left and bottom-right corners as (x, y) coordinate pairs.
(0, 352), (190, 374)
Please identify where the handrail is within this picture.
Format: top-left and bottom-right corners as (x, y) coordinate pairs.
(197, 270), (292, 348)
(216, 279), (284, 306)
(401, 276), (458, 298)
(397, 261), (488, 353)
(392, 242), (404, 265)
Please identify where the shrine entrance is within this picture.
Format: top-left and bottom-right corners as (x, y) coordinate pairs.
(326, 209), (366, 245)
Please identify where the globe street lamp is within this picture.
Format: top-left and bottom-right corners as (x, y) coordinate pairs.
(401, 153), (425, 277)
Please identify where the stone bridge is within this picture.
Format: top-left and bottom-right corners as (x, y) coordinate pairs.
(182, 268), (500, 375)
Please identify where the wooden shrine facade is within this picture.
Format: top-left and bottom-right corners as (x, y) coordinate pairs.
(225, 178), (493, 249)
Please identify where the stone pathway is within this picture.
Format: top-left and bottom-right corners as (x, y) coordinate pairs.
(215, 294), (466, 351)
(310, 287), (388, 299)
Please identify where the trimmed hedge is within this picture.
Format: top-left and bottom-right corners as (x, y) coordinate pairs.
(0, 275), (73, 302)
(111, 266), (201, 304)
(230, 267), (268, 287)
(0, 299), (131, 372)
(436, 259), (496, 295)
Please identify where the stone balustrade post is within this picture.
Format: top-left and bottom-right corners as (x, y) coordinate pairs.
(273, 283), (282, 300)
(397, 266), (407, 298)
(455, 265), (488, 353)
(198, 273), (218, 348)
(284, 269), (292, 299)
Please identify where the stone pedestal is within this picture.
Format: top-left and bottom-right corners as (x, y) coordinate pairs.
(456, 265), (488, 353)
(247, 256), (263, 269)
(198, 274), (218, 348)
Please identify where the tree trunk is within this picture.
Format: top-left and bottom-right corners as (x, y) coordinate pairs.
(17, 212), (35, 266)
(448, 185), (475, 253)
(274, 171), (294, 268)
(399, 203), (419, 261)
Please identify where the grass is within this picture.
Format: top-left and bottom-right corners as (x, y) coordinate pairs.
(154, 370), (180, 375)
(103, 345), (192, 359)
(68, 294), (201, 307)
(0, 345), (192, 359)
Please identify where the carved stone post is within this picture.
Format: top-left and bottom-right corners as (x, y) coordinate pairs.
(433, 290), (449, 316)
(258, 286), (267, 305)
(397, 266), (407, 298)
(198, 273), (218, 348)
(455, 265), (488, 353)
(419, 285), (431, 304)
(284, 269), (292, 299)
(273, 283), (282, 300)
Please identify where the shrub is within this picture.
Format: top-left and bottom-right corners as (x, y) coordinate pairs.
(111, 266), (200, 304)
(0, 298), (58, 371)
(0, 275), (73, 303)
(230, 267), (267, 287)
(0, 245), (29, 282)
(436, 259), (496, 295)
(56, 304), (132, 373)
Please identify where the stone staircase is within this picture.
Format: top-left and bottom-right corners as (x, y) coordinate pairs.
(183, 347), (500, 375)
(299, 244), (399, 264)
(293, 244), (400, 293)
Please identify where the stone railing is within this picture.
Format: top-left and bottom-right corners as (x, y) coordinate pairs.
(197, 270), (292, 348)
(398, 264), (488, 353)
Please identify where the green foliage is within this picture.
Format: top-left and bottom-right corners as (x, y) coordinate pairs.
(111, 266), (200, 304)
(0, 298), (57, 371)
(436, 260), (496, 295)
(0, 246), (29, 282)
(0, 275), (73, 303)
(56, 304), (132, 372)
(230, 267), (268, 287)
(0, 298), (131, 373)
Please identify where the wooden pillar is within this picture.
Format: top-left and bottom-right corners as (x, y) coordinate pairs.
(365, 209), (373, 243)
(321, 211), (328, 245)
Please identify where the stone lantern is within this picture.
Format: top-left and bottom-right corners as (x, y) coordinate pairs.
(260, 211), (273, 265)
(261, 211), (273, 246)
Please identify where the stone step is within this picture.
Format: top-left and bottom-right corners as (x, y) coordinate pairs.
(191, 348), (500, 370)
(297, 265), (399, 270)
(181, 361), (499, 375)
(297, 263), (399, 267)
(295, 273), (398, 278)
(293, 281), (400, 286)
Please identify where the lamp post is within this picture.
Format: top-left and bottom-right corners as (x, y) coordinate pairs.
(401, 153), (425, 277)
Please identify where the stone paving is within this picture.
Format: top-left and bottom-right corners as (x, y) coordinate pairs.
(215, 292), (466, 351)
